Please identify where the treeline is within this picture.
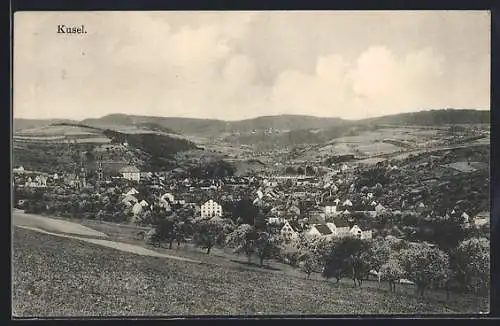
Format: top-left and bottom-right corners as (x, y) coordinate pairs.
(142, 204), (489, 299)
(362, 109), (490, 126)
(15, 187), (130, 223)
(187, 160), (237, 179)
(13, 142), (94, 174)
(285, 234), (490, 298)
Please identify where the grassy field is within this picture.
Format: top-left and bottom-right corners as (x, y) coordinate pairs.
(12, 228), (488, 317)
(13, 211), (109, 238)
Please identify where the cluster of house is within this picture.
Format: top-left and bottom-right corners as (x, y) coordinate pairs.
(281, 217), (373, 242)
(13, 166), (50, 188)
(119, 184), (224, 221)
(13, 157), (490, 234)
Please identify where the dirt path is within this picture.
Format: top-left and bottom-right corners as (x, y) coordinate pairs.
(12, 210), (201, 264)
(13, 210), (109, 238)
(14, 225), (201, 264)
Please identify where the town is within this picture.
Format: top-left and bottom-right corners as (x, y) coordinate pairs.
(12, 120), (490, 309)
(12, 10), (491, 317)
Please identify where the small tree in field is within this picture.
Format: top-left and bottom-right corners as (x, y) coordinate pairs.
(226, 224), (256, 261)
(323, 236), (372, 287)
(380, 258), (404, 293)
(226, 224), (281, 267)
(364, 238), (391, 274)
(254, 231), (281, 267)
(298, 251), (317, 279)
(398, 242), (449, 298)
(454, 237), (490, 295)
(193, 218), (227, 254)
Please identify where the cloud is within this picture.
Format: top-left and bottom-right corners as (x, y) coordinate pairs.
(270, 54), (350, 116)
(269, 45), (449, 119)
(13, 12), (489, 120)
(222, 54), (257, 85)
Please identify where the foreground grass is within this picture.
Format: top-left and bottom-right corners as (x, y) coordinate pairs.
(12, 228), (488, 317)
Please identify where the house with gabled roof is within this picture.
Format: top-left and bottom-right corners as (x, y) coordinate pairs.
(125, 187), (140, 196)
(120, 165), (141, 182)
(329, 216), (351, 234)
(132, 202), (144, 216)
(473, 211), (489, 227)
(349, 225), (373, 239)
(281, 220), (300, 242)
(342, 199), (353, 207)
(122, 194), (139, 207)
(306, 224), (334, 239)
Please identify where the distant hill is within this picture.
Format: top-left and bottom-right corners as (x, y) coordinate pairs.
(359, 109), (490, 126)
(81, 114), (345, 137)
(14, 109), (489, 138)
(229, 115), (345, 132)
(82, 114), (227, 137)
(13, 118), (77, 131)
(12, 122), (199, 173)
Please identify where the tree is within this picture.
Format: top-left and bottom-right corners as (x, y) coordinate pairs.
(226, 224), (257, 260)
(364, 238), (391, 277)
(298, 251), (317, 279)
(193, 218), (228, 254)
(305, 166), (315, 176)
(156, 216), (176, 248)
(226, 225), (281, 267)
(254, 231), (281, 267)
(144, 227), (161, 247)
(453, 237), (490, 295)
(398, 242), (449, 298)
(232, 198), (260, 226)
(424, 214), (468, 251)
(380, 258), (404, 293)
(322, 236), (371, 287)
(279, 243), (301, 266)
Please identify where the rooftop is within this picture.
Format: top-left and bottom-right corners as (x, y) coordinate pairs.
(313, 224), (333, 235)
(120, 166), (140, 173)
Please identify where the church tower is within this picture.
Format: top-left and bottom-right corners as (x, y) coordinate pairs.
(97, 154), (104, 186)
(79, 153), (87, 189)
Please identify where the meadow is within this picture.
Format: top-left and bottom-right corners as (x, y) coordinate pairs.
(12, 227), (489, 317)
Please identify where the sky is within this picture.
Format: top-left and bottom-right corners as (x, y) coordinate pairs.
(14, 11), (490, 121)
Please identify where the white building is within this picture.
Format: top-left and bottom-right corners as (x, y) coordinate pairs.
(350, 225), (373, 240)
(326, 219), (351, 236)
(13, 166), (25, 174)
(120, 166), (141, 182)
(201, 199), (223, 218)
(280, 221), (300, 242)
(125, 187), (140, 196)
(306, 224), (334, 239)
(324, 205), (338, 216)
(132, 202), (144, 215)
